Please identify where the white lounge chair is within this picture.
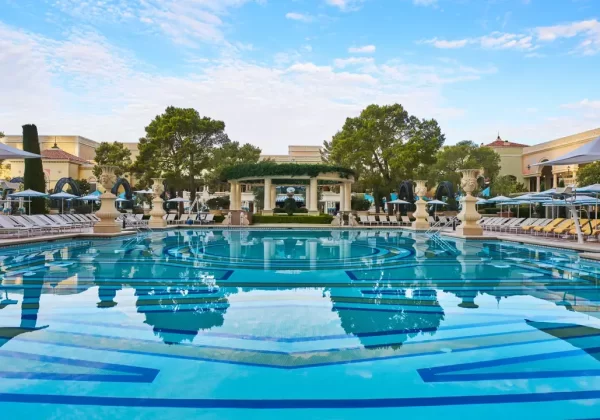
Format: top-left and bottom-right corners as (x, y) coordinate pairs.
(367, 216), (378, 225)
(379, 215), (390, 225)
(3, 216), (44, 236)
(388, 215), (400, 225)
(165, 213), (177, 224)
(359, 215), (369, 225)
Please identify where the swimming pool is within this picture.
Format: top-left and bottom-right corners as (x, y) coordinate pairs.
(1, 229), (599, 419)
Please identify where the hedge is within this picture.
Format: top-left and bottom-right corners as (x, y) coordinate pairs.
(252, 215), (334, 224)
(221, 162), (355, 181)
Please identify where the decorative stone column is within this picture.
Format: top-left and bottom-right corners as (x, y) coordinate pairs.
(339, 183), (346, 212)
(263, 178), (273, 215)
(149, 177), (167, 228)
(456, 169), (483, 236)
(536, 176), (541, 192)
(411, 180), (429, 230)
(270, 185), (276, 211)
(309, 177), (319, 216)
(344, 183), (351, 214)
(94, 165), (121, 234)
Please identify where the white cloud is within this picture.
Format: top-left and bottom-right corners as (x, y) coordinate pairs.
(535, 19), (600, 55)
(333, 57), (375, 68)
(0, 23), (500, 154)
(413, 0), (438, 6)
(285, 12), (314, 23)
(422, 19), (600, 55)
(422, 32), (534, 51)
(324, 0), (364, 11)
(348, 45), (376, 53)
(562, 99), (600, 110)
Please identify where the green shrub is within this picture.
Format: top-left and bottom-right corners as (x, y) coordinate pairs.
(273, 207), (286, 213)
(73, 205), (92, 214)
(252, 215), (333, 224)
(351, 197), (371, 211)
(214, 215), (225, 223)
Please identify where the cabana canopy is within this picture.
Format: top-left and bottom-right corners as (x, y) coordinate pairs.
(532, 136), (600, 166)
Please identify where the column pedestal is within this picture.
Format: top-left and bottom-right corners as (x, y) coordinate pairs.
(149, 178), (167, 228)
(94, 192), (121, 234)
(456, 169), (482, 236)
(411, 180), (429, 230)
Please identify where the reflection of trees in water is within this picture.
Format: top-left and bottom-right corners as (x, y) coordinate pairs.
(330, 288), (444, 350)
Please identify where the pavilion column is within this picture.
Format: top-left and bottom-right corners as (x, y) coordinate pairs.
(270, 185), (276, 210)
(553, 173), (558, 189)
(344, 183), (351, 214)
(94, 165), (122, 234)
(309, 177), (319, 215)
(536, 176), (541, 192)
(339, 183), (346, 212)
(411, 180), (429, 231)
(229, 182), (237, 211)
(456, 169), (483, 236)
(263, 178), (273, 215)
(236, 182), (243, 210)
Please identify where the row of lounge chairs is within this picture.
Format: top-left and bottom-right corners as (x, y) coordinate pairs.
(479, 217), (600, 239)
(0, 214), (99, 238)
(358, 215), (412, 226)
(164, 213), (215, 225)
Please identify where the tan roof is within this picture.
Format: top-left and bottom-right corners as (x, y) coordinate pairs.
(41, 148), (91, 164)
(484, 135), (527, 148)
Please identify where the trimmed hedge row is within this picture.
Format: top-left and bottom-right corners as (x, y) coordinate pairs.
(252, 215), (334, 224)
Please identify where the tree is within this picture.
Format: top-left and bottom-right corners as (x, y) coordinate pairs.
(430, 141), (501, 189)
(577, 162), (600, 187)
(93, 142), (132, 178)
(491, 175), (527, 197)
(207, 141), (261, 189)
(324, 104), (445, 212)
(133, 107), (229, 201)
(73, 179), (91, 196)
(22, 124), (46, 214)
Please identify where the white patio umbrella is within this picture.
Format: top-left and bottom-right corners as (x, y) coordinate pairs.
(387, 198), (410, 215)
(50, 192), (79, 214)
(577, 184), (600, 219)
(487, 195), (513, 216)
(0, 143), (42, 159)
(427, 199), (447, 214)
(8, 189), (49, 214)
(76, 194), (101, 213)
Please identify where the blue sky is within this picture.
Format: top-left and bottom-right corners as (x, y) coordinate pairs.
(1, 0), (599, 153)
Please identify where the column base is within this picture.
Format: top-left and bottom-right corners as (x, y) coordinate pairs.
(308, 210), (320, 216)
(411, 220), (430, 230)
(149, 218), (167, 228)
(456, 224), (483, 236)
(94, 222), (121, 234)
(262, 210), (274, 216)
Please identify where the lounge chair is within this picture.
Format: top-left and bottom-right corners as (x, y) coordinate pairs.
(177, 214), (191, 225)
(568, 219), (600, 238)
(359, 216), (369, 225)
(379, 215), (390, 225)
(388, 215), (400, 225)
(367, 216), (378, 225)
(3, 215), (45, 236)
(545, 219), (574, 236)
(401, 216), (411, 226)
(428, 216), (436, 226)
(48, 215), (84, 231)
(202, 214), (215, 225)
(165, 213), (177, 224)
(506, 218), (534, 234)
(497, 218), (525, 232)
(519, 218), (547, 233)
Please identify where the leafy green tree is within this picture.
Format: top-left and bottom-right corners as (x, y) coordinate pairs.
(133, 107), (229, 201)
(323, 104), (444, 212)
(430, 141), (501, 189)
(73, 179), (91, 196)
(22, 124), (46, 214)
(93, 142), (132, 178)
(207, 141), (261, 189)
(577, 162), (600, 187)
(491, 175), (527, 197)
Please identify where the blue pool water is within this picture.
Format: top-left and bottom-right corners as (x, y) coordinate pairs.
(1, 229), (600, 419)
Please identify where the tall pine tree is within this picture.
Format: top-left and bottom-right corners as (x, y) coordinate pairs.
(22, 124), (46, 214)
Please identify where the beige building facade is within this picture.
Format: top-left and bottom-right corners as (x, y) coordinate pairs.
(260, 145), (323, 163)
(1, 135), (140, 193)
(483, 135), (527, 183)
(521, 127), (600, 191)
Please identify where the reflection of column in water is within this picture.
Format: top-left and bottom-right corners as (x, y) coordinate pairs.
(454, 240), (485, 309)
(339, 239), (352, 266)
(307, 239), (318, 270)
(228, 231), (242, 261)
(263, 238), (275, 270)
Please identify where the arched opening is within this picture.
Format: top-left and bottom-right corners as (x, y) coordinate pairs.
(435, 181), (457, 211)
(397, 180), (415, 202)
(111, 177), (133, 210)
(53, 177), (81, 195)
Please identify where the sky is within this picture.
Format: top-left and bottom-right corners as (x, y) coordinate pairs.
(1, 0), (599, 154)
